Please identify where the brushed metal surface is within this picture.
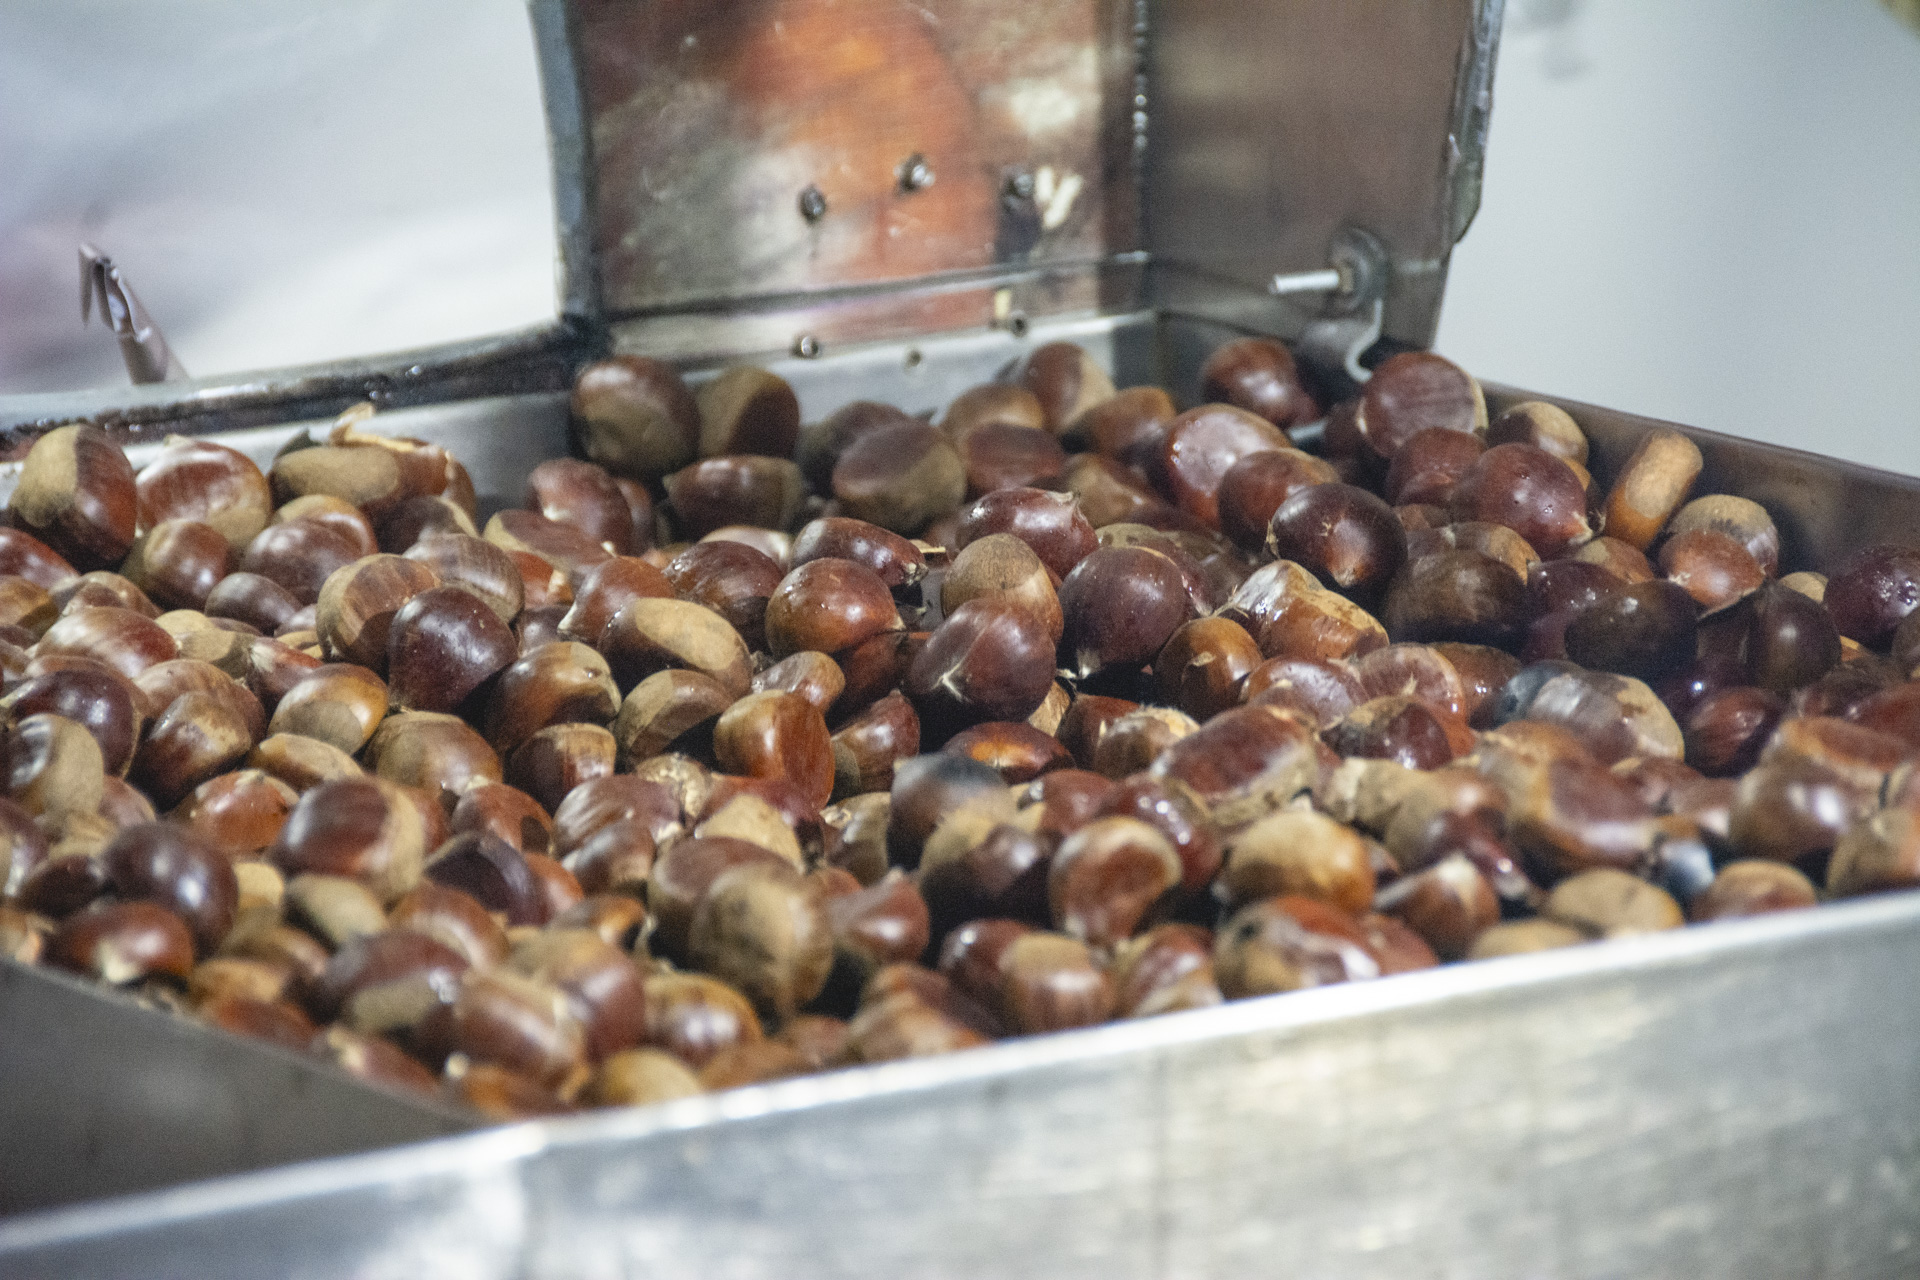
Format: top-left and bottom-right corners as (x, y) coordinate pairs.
(1147, 0), (1502, 352)
(5, 895), (1917, 1278)
(0, 960), (474, 1218)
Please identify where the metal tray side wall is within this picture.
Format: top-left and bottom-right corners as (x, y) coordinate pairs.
(7, 895), (1919, 1279)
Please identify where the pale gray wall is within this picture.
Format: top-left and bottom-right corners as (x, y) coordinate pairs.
(1437, 0), (1920, 475)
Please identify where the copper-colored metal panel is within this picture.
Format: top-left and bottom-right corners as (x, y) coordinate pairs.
(577, 0), (1140, 317)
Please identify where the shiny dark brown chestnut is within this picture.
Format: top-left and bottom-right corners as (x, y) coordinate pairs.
(1012, 342), (1116, 433)
(832, 422), (966, 536)
(1058, 545), (1191, 681)
(1562, 579), (1699, 682)
(906, 597), (1057, 739)
(9, 425), (138, 571)
(120, 520), (232, 611)
(386, 585), (518, 714)
(103, 822), (238, 954)
(1381, 549), (1527, 646)
(764, 558), (902, 659)
(1267, 482), (1406, 599)
(1199, 336), (1316, 431)
(1447, 443), (1590, 558)
(1355, 352), (1482, 462)
(954, 487), (1097, 580)
(239, 518), (360, 606)
(48, 900), (196, 984)
(570, 356), (702, 479)
(1156, 405), (1290, 529)
(268, 775), (428, 905)
(664, 456), (806, 538)
(713, 690), (835, 807)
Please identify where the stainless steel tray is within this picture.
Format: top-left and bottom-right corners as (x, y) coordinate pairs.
(4, 310), (1920, 1279)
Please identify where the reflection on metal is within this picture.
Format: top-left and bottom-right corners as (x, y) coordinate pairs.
(78, 245), (186, 385)
(5, 893), (1919, 1278)
(0, 959), (474, 1217)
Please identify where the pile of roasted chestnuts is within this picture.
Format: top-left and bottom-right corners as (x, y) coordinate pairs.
(2, 334), (1917, 1122)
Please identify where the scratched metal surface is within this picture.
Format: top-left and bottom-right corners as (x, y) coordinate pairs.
(4, 893), (1917, 1278)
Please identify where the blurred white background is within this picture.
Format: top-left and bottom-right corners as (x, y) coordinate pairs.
(3, 1), (1917, 476)
(1437, 0), (1920, 474)
(0, 2), (556, 396)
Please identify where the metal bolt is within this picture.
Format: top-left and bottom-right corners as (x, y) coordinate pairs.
(1003, 171), (1035, 202)
(792, 334), (822, 359)
(798, 185), (828, 222)
(898, 153), (934, 193)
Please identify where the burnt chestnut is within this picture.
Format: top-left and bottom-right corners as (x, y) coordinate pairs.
(1267, 482), (1406, 598)
(1199, 336), (1316, 431)
(571, 356), (702, 479)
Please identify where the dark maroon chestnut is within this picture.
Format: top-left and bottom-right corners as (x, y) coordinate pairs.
(1199, 336), (1316, 431)
(1068, 386), (1176, 469)
(386, 585), (518, 714)
(887, 753), (1009, 872)
(1825, 545), (1920, 648)
(941, 722), (1070, 783)
(799, 400), (919, 492)
(120, 520), (232, 610)
(959, 423), (1068, 497)
(1448, 443), (1591, 558)
(665, 456), (806, 537)
(955, 487), (1097, 581)
(1562, 580), (1699, 682)
(570, 355), (702, 479)
(1383, 427), (1486, 508)
(1381, 550), (1527, 646)
(1217, 449), (1340, 554)
(424, 830), (546, 926)
(695, 366), (801, 459)
(1058, 546), (1192, 681)
(661, 541), (781, 651)
(102, 822), (238, 954)
(0, 664), (142, 776)
(1154, 617), (1262, 722)
(790, 518), (927, 593)
(239, 518), (360, 606)
(47, 900), (195, 984)
(1267, 482), (1406, 599)
(1157, 405), (1290, 529)
(1355, 352), (1482, 462)
(561, 556), (677, 648)
(403, 533), (524, 623)
(1684, 687), (1783, 777)
(1242, 656), (1367, 728)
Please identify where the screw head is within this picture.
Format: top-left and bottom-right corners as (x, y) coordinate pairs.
(792, 335), (822, 359)
(798, 185), (828, 222)
(898, 154), (934, 193)
(1003, 171), (1035, 202)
